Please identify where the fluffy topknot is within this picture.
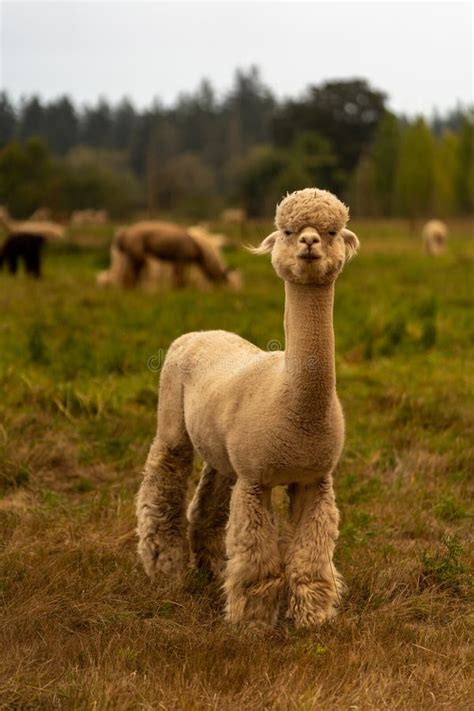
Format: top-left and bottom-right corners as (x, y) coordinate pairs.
(275, 188), (349, 234)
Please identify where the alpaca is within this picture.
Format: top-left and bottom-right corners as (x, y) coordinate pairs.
(70, 209), (109, 226)
(221, 208), (246, 239)
(221, 208), (246, 224)
(97, 221), (239, 290)
(30, 207), (52, 221)
(0, 207), (65, 278)
(136, 188), (359, 628)
(0, 233), (45, 277)
(0, 206), (65, 241)
(422, 219), (448, 255)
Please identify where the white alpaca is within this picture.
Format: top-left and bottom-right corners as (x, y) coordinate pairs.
(422, 219), (448, 255)
(136, 188), (359, 628)
(221, 208), (247, 224)
(71, 209), (109, 226)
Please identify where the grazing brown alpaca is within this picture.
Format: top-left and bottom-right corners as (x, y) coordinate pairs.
(97, 220), (239, 289)
(136, 188), (359, 628)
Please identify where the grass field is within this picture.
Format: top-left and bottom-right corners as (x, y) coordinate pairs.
(0, 219), (473, 709)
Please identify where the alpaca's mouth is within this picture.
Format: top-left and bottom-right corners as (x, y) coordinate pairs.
(298, 254), (321, 261)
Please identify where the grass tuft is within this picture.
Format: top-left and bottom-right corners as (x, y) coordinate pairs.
(420, 536), (472, 596)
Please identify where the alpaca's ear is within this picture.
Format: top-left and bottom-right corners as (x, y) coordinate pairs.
(247, 231), (279, 255)
(342, 228), (360, 261)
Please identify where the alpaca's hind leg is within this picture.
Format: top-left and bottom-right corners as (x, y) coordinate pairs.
(225, 479), (282, 626)
(25, 247), (42, 278)
(6, 253), (17, 274)
(285, 476), (344, 628)
(187, 464), (233, 580)
(136, 437), (193, 584)
(136, 355), (193, 585)
(172, 262), (187, 289)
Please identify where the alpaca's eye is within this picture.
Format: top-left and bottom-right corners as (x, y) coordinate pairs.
(328, 230), (337, 236)
(283, 229), (293, 236)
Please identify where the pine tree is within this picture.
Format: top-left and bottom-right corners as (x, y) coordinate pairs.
(372, 112), (400, 215)
(395, 118), (435, 219)
(455, 113), (474, 214)
(44, 97), (79, 154)
(0, 92), (16, 146)
(433, 131), (459, 216)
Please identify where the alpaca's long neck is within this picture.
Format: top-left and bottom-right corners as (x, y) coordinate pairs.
(283, 281), (336, 411)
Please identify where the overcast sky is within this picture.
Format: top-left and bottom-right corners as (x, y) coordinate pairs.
(0, 0), (472, 115)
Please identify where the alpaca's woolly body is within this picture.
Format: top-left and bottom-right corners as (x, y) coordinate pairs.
(98, 221), (237, 290)
(0, 207), (65, 241)
(136, 188), (359, 627)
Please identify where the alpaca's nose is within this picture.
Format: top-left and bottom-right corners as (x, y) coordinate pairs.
(299, 231), (321, 247)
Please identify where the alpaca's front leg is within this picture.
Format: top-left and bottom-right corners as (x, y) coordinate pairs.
(224, 479), (282, 626)
(285, 476), (345, 628)
(136, 436), (193, 585)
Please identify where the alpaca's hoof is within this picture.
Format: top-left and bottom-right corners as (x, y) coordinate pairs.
(287, 602), (337, 628)
(286, 578), (342, 628)
(225, 575), (283, 627)
(138, 537), (187, 585)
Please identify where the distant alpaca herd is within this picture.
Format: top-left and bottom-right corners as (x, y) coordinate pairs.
(0, 205), (449, 283)
(0, 207), (239, 287)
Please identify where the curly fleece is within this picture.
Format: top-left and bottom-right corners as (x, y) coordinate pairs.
(276, 188), (349, 234)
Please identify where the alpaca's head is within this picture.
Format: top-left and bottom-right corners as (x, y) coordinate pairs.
(253, 188), (359, 285)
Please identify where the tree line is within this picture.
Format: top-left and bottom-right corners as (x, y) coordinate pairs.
(0, 68), (472, 219)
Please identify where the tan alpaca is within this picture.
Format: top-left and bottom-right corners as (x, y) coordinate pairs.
(0, 206), (65, 241)
(97, 220), (239, 290)
(71, 209), (109, 226)
(422, 219), (448, 255)
(29, 207), (52, 221)
(221, 207), (246, 224)
(136, 188), (359, 628)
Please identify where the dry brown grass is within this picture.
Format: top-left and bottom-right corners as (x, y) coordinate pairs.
(0, 484), (471, 710)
